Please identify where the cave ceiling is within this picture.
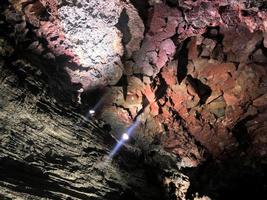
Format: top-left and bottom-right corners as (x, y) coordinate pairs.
(1, 0), (267, 199)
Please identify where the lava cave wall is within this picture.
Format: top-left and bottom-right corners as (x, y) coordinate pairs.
(0, 32), (172, 199)
(1, 0), (267, 199)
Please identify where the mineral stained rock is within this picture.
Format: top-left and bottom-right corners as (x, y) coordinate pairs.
(1, 0), (267, 199)
(130, 1), (267, 77)
(0, 33), (177, 200)
(3, 0), (144, 94)
(101, 0), (267, 165)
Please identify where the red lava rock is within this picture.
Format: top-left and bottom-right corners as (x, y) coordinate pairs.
(161, 61), (178, 85)
(8, 0), (267, 167)
(133, 4), (180, 76)
(200, 38), (216, 57)
(160, 39), (176, 55)
(150, 102), (159, 116)
(38, 21), (75, 58)
(143, 85), (155, 103)
(101, 0), (267, 163)
(188, 37), (199, 60)
(133, 0), (267, 76)
(223, 92), (240, 106)
(157, 48), (169, 69)
(222, 26), (263, 63)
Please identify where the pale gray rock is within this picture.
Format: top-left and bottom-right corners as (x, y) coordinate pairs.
(58, 0), (124, 90)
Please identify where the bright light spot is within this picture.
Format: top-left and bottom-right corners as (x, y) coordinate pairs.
(108, 120), (141, 159)
(122, 133), (129, 141)
(89, 110), (95, 115)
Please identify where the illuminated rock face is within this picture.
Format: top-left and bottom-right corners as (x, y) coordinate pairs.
(2, 0), (267, 199)
(57, 0), (124, 89)
(130, 1), (267, 77)
(4, 0), (144, 93)
(100, 1), (267, 168)
(0, 35), (169, 200)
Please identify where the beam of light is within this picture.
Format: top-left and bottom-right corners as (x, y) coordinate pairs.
(108, 120), (141, 159)
(85, 107), (97, 119)
(122, 133), (129, 141)
(89, 109), (95, 115)
(85, 91), (110, 119)
(127, 120), (140, 137)
(108, 140), (124, 159)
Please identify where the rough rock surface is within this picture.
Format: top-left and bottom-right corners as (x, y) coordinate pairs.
(0, 33), (185, 200)
(57, 0), (124, 89)
(1, 0), (267, 199)
(100, 1), (267, 166)
(129, 1), (267, 77)
(3, 0), (144, 95)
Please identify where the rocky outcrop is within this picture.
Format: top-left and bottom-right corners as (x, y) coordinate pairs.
(3, 0), (144, 96)
(0, 33), (184, 200)
(100, 1), (267, 165)
(129, 1), (267, 77)
(1, 0), (267, 199)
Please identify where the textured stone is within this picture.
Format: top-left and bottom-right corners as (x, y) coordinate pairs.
(5, 0), (144, 94)
(221, 26), (263, 63)
(2, 1), (267, 199)
(57, 0), (124, 89)
(0, 35), (188, 200)
(252, 48), (267, 63)
(200, 38), (216, 57)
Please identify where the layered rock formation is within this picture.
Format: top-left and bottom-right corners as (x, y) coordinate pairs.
(1, 0), (267, 199)
(0, 29), (181, 200)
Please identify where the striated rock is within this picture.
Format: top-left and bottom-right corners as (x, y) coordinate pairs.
(2, 0), (267, 199)
(0, 35), (185, 200)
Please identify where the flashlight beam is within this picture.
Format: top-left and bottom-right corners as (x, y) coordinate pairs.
(108, 120), (140, 159)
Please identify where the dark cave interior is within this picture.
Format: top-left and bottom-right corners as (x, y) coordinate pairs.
(0, 0), (267, 199)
